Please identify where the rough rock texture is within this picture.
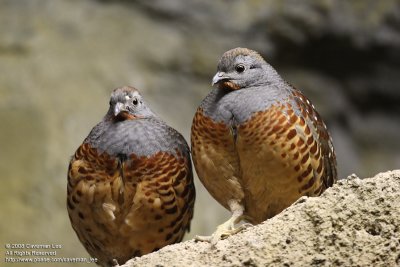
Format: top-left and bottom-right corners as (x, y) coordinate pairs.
(120, 170), (400, 267)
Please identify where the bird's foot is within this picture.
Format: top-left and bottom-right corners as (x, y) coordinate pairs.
(195, 219), (251, 247)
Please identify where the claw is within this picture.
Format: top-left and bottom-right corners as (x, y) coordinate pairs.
(194, 200), (252, 247)
(194, 235), (212, 242)
(195, 220), (251, 247)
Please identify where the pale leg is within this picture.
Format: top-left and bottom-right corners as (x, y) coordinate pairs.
(195, 199), (251, 246)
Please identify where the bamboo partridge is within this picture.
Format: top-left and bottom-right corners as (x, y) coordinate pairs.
(67, 86), (195, 266)
(191, 48), (337, 244)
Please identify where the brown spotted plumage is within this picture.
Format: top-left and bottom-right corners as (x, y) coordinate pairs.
(191, 48), (337, 244)
(67, 86), (195, 266)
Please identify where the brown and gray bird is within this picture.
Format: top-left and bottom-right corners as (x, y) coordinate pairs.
(67, 86), (195, 266)
(191, 48), (337, 244)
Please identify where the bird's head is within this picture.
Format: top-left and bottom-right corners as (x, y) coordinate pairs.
(212, 47), (279, 90)
(108, 86), (155, 121)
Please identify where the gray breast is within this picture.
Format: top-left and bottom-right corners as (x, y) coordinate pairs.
(201, 85), (291, 125)
(86, 118), (189, 158)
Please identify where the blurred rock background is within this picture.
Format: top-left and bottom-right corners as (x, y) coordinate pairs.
(0, 0), (399, 266)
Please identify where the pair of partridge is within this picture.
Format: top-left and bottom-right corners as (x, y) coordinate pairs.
(67, 48), (337, 266)
(67, 86), (195, 267)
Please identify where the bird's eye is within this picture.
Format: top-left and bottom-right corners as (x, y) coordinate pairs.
(235, 64), (245, 73)
(132, 98), (139, 106)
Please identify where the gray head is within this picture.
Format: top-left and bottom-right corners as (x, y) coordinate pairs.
(212, 47), (282, 90)
(108, 86), (156, 121)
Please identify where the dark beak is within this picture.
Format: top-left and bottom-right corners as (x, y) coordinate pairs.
(211, 72), (230, 86)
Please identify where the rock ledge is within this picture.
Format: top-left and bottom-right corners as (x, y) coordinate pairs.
(121, 170), (400, 267)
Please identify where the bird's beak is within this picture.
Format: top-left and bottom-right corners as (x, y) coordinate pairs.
(212, 72), (229, 86)
(114, 102), (126, 116)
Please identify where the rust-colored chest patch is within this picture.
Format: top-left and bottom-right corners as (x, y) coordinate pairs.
(67, 143), (195, 266)
(191, 108), (244, 211)
(191, 93), (337, 224)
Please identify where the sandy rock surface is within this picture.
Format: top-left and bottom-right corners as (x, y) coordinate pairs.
(120, 170), (400, 267)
